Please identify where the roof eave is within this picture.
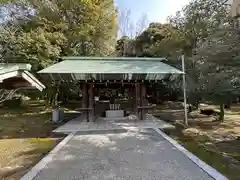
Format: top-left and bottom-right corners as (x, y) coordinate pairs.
(60, 56), (167, 61)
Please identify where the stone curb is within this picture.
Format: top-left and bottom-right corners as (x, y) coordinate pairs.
(153, 128), (228, 180)
(20, 132), (75, 180)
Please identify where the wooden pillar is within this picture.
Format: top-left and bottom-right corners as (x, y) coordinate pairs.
(81, 83), (88, 121)
(93, 85), (96, 121)
(131, 85), (135, 111)
(140, 83), (147, 120)
(135, 83), (140, 119)
(88, 83), (94, 122)
(134, 83), (137, 116)
(139, 83), (143, 120)
(130, 85), (135, 111)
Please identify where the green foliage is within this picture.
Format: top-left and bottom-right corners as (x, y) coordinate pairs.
(169, 0), (230, 54)
(0, 0), (118, 70)
(116, 22), (187, 60)
(115, 36), (134, 56)
(147, 76), (182, 103)
(16, 29), (67, 70)
(0, 0), (239, 123)
(114, 1), (236, 109)
(135, 23), (187, 57)
(167, 0), (239, 118)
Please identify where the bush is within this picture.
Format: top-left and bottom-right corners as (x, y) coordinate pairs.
(200, 108), (220, 116)
(2, 98), (22, 108)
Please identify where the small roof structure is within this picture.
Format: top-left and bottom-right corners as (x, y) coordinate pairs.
(0, 63), (46, 91)
(38, 57), (183, 81)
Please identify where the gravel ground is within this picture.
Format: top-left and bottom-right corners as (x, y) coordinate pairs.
(33, 128), (214, 180)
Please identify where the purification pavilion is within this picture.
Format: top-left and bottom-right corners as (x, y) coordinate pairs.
(38, 57), (183, 122)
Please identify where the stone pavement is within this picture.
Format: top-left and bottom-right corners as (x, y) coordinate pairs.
(53, 114), (175, 134)
(33, 128), (214, 180)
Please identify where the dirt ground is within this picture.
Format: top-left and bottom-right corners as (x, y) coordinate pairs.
(153, 102), (240, 180)
(0, 100), (64, 180)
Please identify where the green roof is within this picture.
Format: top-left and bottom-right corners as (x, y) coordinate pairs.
(38, 57), (183, 81)
(61, 56), (167, 61)
(39, 57), (182, 74)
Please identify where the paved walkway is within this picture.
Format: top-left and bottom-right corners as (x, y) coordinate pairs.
(21, 115), (227, 180)
(53, 114), (175, 134)
(31, 128), (214, 180)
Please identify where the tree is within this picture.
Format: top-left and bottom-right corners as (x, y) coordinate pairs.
(118, 9), (134, 37)
(135, 23), (187, 57)
(165, 0), (238, 117)
(116, 10), (149, 57)
(135, 14), (149, 36)
(0, 89), (21, 103)
(0, 0), (118, 70)
(169, 0), (230, 55)
(190, 20), (240, 121)
(203, 71), (237, 121)
(118, 9), (149, 38)
(115, 36), (136, 56)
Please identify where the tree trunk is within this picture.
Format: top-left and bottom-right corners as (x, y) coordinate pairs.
(219, 104), (225, 122)
(188, 104), (193, 113)
(224, 100), (231, 109)
(192, 99), (199, 110)
(195, 99), (200, 109)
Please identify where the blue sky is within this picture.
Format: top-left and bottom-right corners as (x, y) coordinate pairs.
(115, 0), (191, 23)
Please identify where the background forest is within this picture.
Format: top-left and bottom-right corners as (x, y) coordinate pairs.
(0, 0), (239, 121)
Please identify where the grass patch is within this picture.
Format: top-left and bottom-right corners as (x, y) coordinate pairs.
(156, 102), (240, 180)
(0, 100), (65, 180)
(164, 126), (240, 180)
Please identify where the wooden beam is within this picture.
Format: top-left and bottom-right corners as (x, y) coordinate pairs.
(78, 80), (145, 84)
